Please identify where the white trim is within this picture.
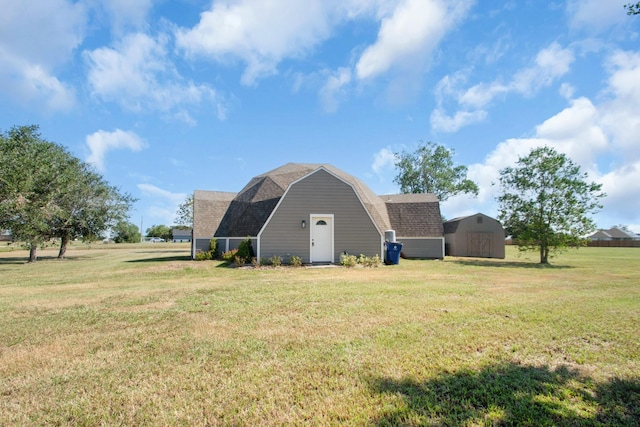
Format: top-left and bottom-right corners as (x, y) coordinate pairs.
(310, 214), (334, 263)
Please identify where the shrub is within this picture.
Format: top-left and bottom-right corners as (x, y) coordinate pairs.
(340, 253), (381, 267)
(269, 255), (282, 267)
(194, 250), (212, 261)
(221, 248), (238, 262)
(209, 238), (219, 259)
(340, 253), (357, 267)
(361, 254), (381, 267)
(251, 257), (261, 268)
(237, 237), (254, 262)
(288, 255), (303, 267)
(234, 255), (246, 267)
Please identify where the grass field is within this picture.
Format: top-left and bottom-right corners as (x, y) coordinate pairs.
(1, 244), (639, 426)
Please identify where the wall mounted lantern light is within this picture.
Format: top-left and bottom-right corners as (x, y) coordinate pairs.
(301, 220), (306, 229)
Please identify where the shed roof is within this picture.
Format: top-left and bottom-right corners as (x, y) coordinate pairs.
(443, 213), (501, 234)
(382, 194), (443, 237)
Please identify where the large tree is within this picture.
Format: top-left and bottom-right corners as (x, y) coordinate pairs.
(496, 146), (605, 264)
(174, 194), (193, 228)
(49, 162), (135, 258)
(0, 125), (135, 261)
(394, 141), (479, 201)
(0, 126), (75, 262)
(112, 221), (142, 243)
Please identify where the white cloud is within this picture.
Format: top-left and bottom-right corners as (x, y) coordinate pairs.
(98, 0), (154, 33)
(566, 0), (627, 32)
(372, 147), (396, 175)
(319, 67), (352, 113)
(443, 67), (640, 229)
(176, 0), (473, 89)
(599, 50), (640, 160)
(598, 162), (640, 223)
(85, 32), (225, 121)
(0, 0), (85, 111)
(356, 0), (473, 80)
(430, 108), (487, 133)
(432, 42), (575, 133)
(175, 0), (338, 85)
(86, 129), (147, 172)
(137, 183), (188, 226)
(137, 183), (187, 205)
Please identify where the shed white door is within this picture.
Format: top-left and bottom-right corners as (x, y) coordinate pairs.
(311, 216), (333, 263)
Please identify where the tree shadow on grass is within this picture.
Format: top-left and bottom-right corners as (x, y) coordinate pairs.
(0, 254), (102, 264)
(449, 258), (574, 269)
(369, 362), (639, 426)
(126, 254), (192, 263)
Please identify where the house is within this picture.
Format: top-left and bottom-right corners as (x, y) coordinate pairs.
(443, 213), (505, 259)
(587, 227), (638, 241)
(192, 163), (444, 263)
(171, 228), (192, 243)
(0, 230), (11, 242)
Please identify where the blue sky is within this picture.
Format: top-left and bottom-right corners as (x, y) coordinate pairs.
(1, 0), (639, 233)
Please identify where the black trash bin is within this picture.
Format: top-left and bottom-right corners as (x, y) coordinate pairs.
(385, 242), (403, 265)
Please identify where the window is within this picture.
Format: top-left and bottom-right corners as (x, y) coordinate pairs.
(316, 220), (327, 225)
(476, 216), (483, 224)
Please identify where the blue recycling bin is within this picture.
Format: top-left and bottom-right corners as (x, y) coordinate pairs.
(385, 242), (403, 265)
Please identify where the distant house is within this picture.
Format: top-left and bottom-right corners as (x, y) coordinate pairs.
(172, 228), (192, 243)
(0, 230), (11, 242)
(443, 213), (506, 259)
(587, 227), (638, 241)
(192, 163), (445, 263)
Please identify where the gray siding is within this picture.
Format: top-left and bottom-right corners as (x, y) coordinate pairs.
(259, 169), (383, 263)
(195, 237), (258, 257)
(194, 237), (211, 254)
(396, 237), (444, 259)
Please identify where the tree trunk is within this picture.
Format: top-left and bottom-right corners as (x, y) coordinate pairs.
(58, 235), (69, 259)
(540, 245), (549, 264)
(28, 245), (38, 263)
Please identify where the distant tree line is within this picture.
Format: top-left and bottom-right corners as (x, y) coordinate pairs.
(0, 125), (135, 262)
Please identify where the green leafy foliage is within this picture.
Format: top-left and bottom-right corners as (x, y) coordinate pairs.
(194, 250), (212, 261)
(625, 2), (640, 15)
(394, 141), (479, 201)
(209, 238), (218, 259)
(341, 253), (382, 267)
(0, 125), (134, 261)
(496, 147), (605, 264)
(174, 194), (193, 227)
(112, 221), (141, 243)
(221, 249), (238, 263)
(288, 255), (302, 267)
(340, 253), (357, 267)
(236, 237), (254, 261)
(145, 224), (172, 241)
(269, 255), (282, 267)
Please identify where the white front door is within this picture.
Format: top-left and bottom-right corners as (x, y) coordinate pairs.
(311, 215), (333, 263)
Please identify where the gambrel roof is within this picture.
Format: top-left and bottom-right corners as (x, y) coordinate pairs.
(195, 163), (442, 238)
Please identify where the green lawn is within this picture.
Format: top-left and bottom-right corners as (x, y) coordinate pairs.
(1, 245), (639, 426)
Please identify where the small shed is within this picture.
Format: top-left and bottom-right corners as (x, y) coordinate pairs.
(444, 213), (505, 258)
